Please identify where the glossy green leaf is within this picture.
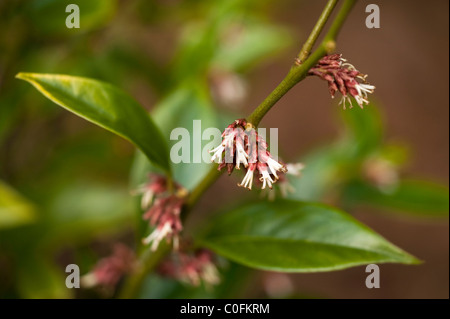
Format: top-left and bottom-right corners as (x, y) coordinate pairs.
(199, 200), (419, 272)
(0, 181), (36, 229)
(16, 73), (171, 173)
(344, 180), (449, 217)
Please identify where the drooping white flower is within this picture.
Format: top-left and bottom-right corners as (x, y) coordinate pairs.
(143, 221), (175, 251)
(286, 163), (305, 176)
(209, 144), (226, 163)
(354, 83), (376, 108)
(261, 162), (305, 200)
(238, 164), (256, 190)
(235, 136), (249, 169)
(266, 156), (287, 179)
(259, 165), (275, 189)
(131, 174), (169, 210)
(142, 195), (184, 251)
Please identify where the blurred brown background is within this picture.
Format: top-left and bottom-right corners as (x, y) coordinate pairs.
(199, 0), (449, 298)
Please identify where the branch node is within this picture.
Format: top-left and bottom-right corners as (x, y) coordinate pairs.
(324, 40), (336, 53)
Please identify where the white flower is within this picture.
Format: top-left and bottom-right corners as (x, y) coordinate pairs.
(286, 163), (305, 176)
(140, 188), (155, 210)
(266, 157), (286, 179)
(235, 141), (248, 169)
(339, 81), (376, 109)
(209, 131), (236, 163)
(339, 95), (353, 109)
(260, 169), (274, 189)
(209, 144), (225, 163)
(142, 222), (174, 251)
(131, 184), (156, 210)
(201, 263), (221, 286)
(354, 83), (376, 107)
(238, 167), (255, 190)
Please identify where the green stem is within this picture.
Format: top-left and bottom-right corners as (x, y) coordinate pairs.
(185, 166), (222, 209)
(118, 243), (170, 299)
(323, 0), (356, 42)
(297, 0), (339, 63)
(119, 0), (357, 299)
(247, 0), (356, 127)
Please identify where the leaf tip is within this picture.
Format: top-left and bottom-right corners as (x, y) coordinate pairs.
(16, 72), (33, 82)
(15, 72), (25, 79)
(397, 253), (422, 265)
(408, 256), (423, 265)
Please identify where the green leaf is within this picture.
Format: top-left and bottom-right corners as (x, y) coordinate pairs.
(344, 180), (449, 217)
(172, 1), (290, 79)
(131, 83), (219, 190)
(212, 23), (292, 72)
(16, 256), (71, 299)
(288, 146), (345, 201)
(129, 83), (220, 239)
(0, 181), (36, 229)
(16, 73), (171, 173)
(199, 200), (419, 272)
(43, 181), (134, 244)
(288, 104), (386, 201)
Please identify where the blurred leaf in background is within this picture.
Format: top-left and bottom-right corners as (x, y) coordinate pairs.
(288, 101), (449, 219)
(25, 0), (117, 37)
(0, 181), (36, 230)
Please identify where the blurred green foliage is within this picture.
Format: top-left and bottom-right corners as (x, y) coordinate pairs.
(0, 181), (36, 229)
(0, 0), (293, 298)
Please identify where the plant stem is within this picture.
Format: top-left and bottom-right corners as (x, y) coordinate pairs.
(118, 243), (170, 299)
(185, 166), (221, 209)
(247, 0), (356, 127)
(119, 168), (220, 298)
(119, 0), (356, 299)
(323, 0), (356, 42)
(297, 0), (339, 63)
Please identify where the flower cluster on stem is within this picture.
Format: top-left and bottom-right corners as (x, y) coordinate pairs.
(308, 54), (375, 109)
(210, 119), (288, 190)
(81, 243), (135, 291)
(158, 249), (220, 287)
(134, 174), (187, 251)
